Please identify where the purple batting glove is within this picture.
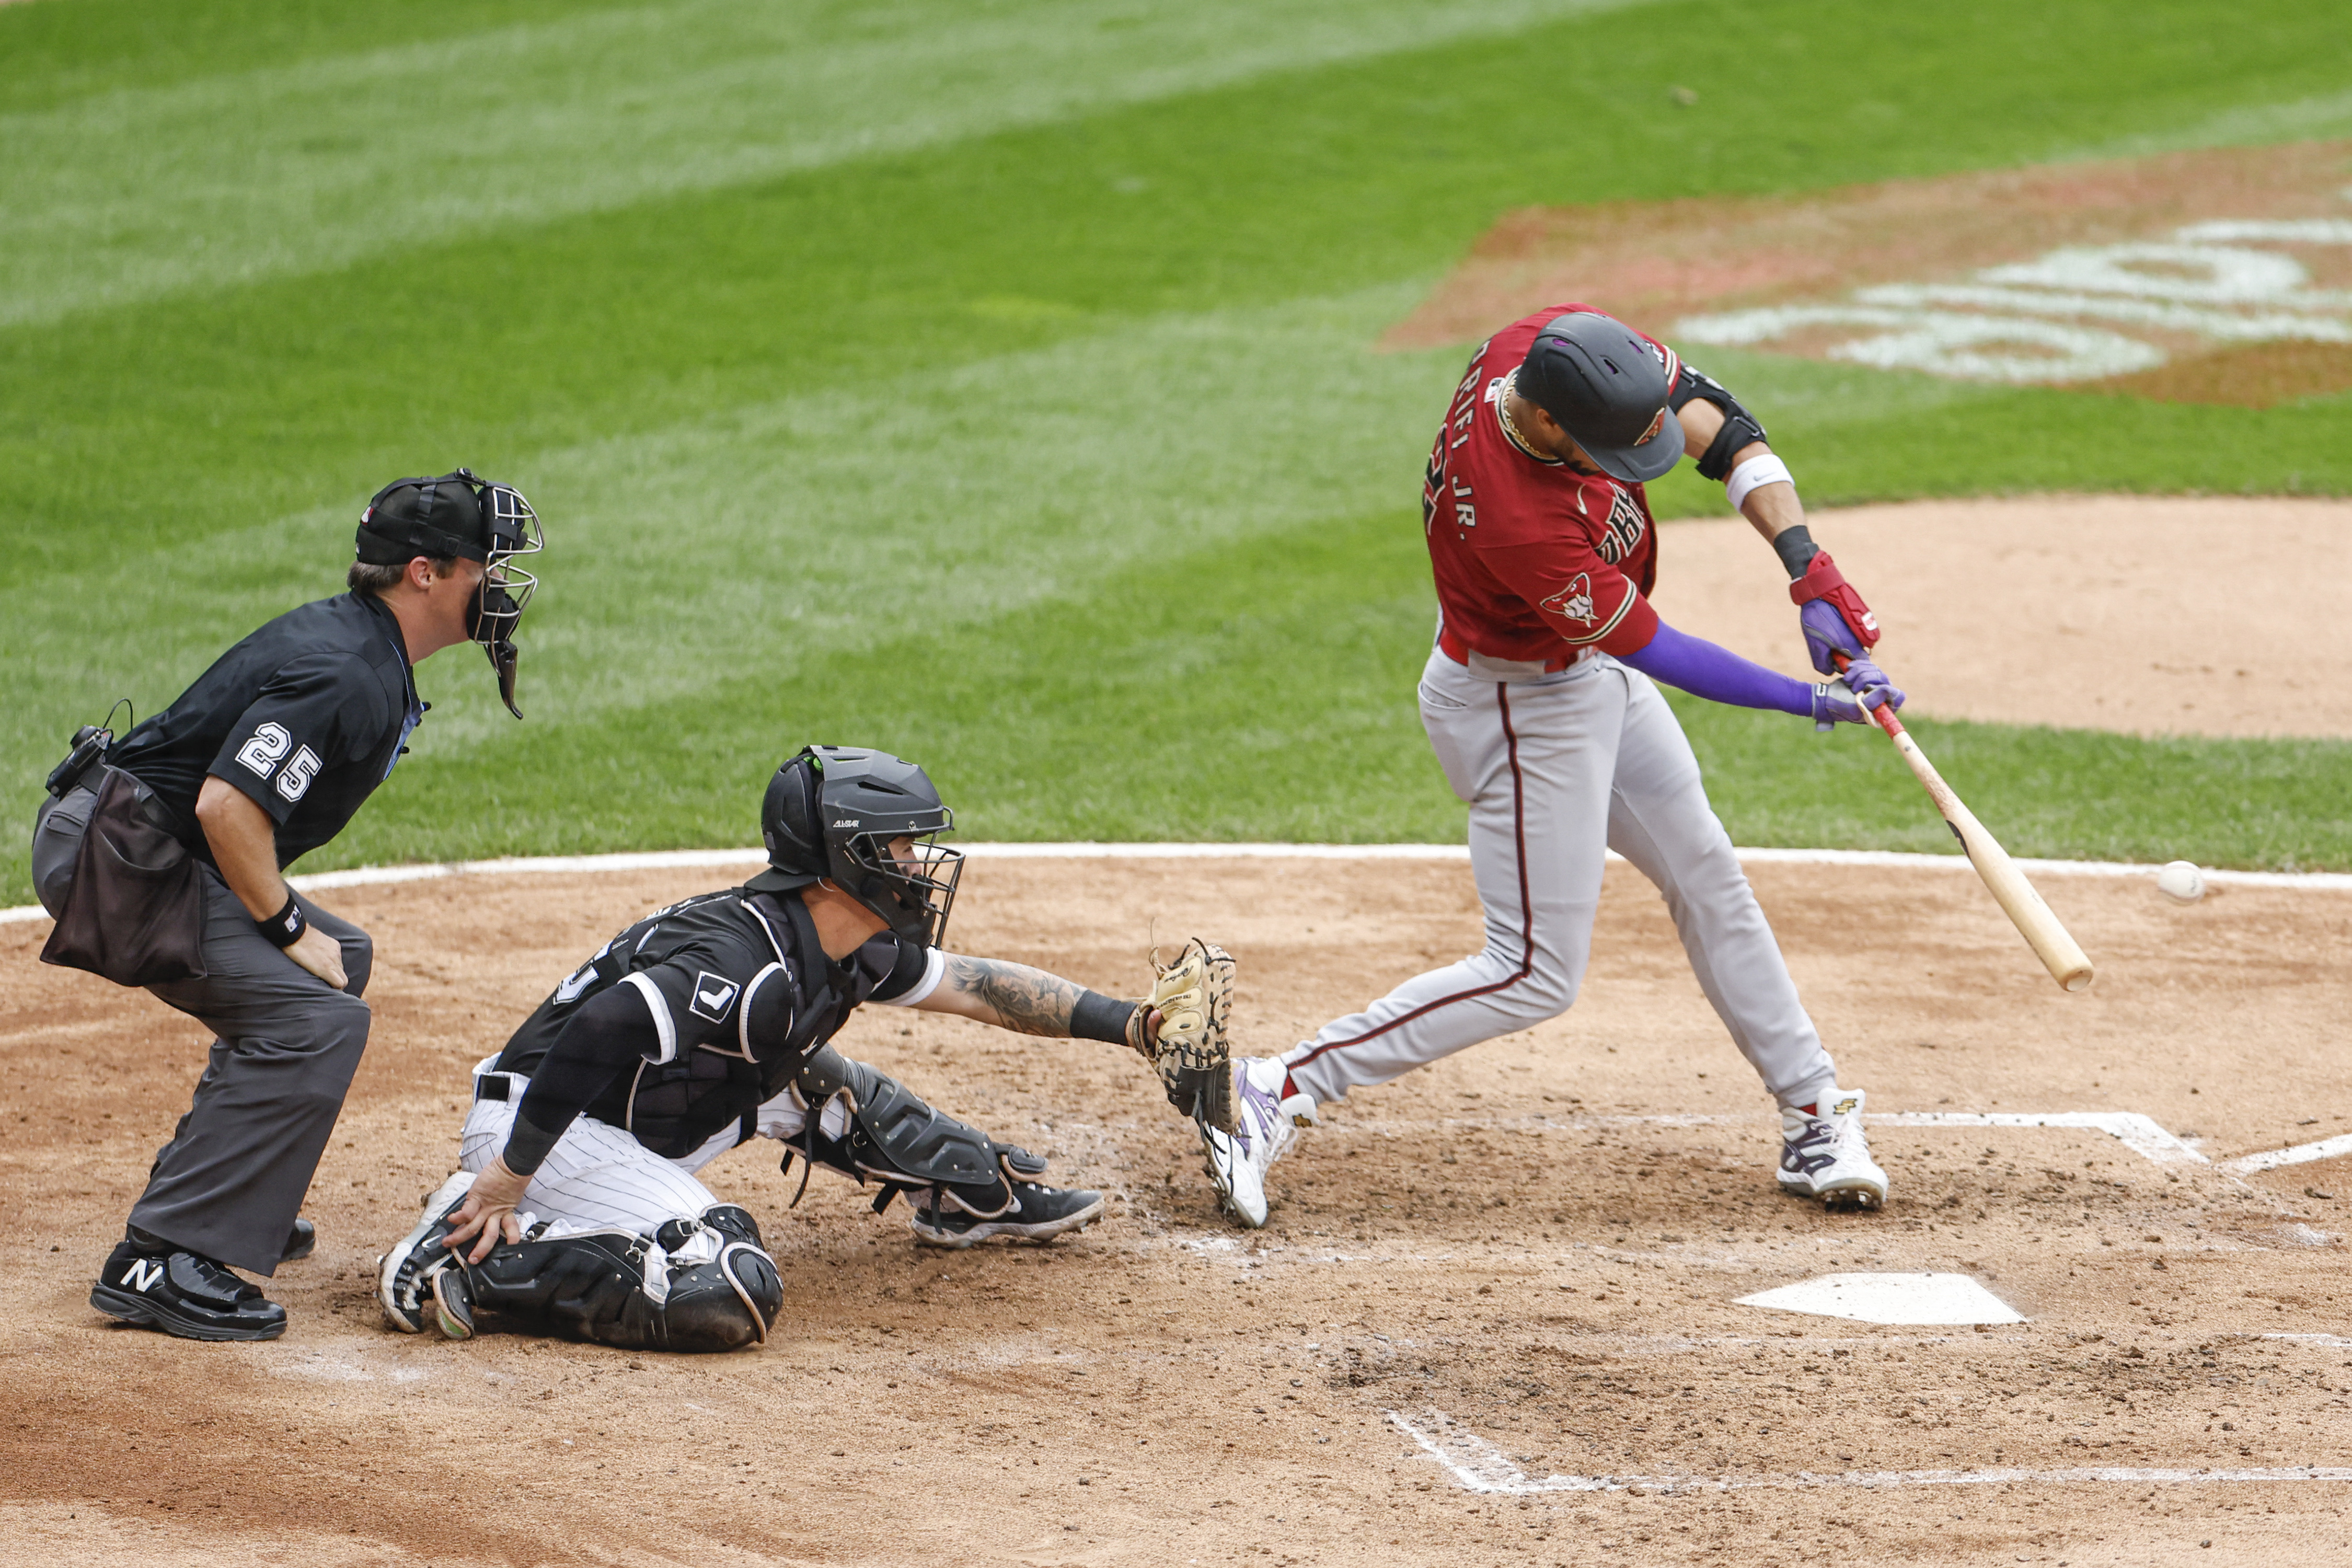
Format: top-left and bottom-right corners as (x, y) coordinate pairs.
(1798, 597), (1867, 676)
(1811, 657), (1905, 730)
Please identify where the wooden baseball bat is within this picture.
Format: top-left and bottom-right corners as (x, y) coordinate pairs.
(1836, 658), (2095, 994)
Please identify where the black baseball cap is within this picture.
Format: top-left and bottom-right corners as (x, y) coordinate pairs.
(355, 470), (497, 566)
(1514, 312), (1684, 483)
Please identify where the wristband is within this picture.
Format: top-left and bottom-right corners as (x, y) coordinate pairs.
(1725, 452), (1794, 514)
(1769, 522), (1819, 581)
(257, 893), (307, 949)
(1070, 988), (1143, 1047)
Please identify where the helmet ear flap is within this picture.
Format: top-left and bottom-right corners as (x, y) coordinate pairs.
(759, 749), (827, 879)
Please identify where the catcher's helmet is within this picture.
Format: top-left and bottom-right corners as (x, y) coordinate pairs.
(752, 746), (963, 948)
(1514, 312), (1685, 483)
(356, 469), (544, 719)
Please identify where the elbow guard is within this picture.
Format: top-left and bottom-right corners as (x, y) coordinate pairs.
(1671, 365), (1770, 481)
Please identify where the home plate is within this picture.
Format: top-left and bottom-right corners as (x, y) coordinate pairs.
(1735, 1273), (2024, 1326)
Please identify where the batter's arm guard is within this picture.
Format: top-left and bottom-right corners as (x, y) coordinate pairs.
(1669, 364), (1769, 480)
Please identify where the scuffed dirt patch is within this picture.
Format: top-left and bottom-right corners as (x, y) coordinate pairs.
(1659, 494), (2352, 739)
(4, 856), (2352, 1565)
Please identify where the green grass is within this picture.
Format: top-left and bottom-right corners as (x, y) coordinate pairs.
(6, 0), (2351, 904)
(322, 502), (2352, 879)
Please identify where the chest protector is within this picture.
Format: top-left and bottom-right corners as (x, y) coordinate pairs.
(590, 895), (892, 1159)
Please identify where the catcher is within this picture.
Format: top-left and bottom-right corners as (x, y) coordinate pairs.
(379, 745), (1234, 1352)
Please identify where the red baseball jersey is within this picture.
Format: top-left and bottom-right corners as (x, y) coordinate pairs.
(1421, 303), (1679, 662)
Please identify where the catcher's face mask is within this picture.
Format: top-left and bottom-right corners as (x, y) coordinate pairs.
(840, 827), (964, 949)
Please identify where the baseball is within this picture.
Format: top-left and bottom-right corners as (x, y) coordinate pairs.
(2157, 860), (2206, 903)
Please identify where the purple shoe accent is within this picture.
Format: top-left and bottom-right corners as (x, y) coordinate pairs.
(1231, 1067), (1280, 1153)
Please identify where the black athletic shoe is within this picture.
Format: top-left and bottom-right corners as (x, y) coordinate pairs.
(909, 1179), (1105, 1249)
(90, 1242), (288, 1342)
(281, 1218), (316, 1263)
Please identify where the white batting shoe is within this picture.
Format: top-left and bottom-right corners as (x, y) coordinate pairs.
(1777, 1089), (1888, 1210)
(1199, 1056), (1317, 1228)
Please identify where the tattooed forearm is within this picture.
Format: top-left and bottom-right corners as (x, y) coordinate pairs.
(944, 955), (1086, 1037)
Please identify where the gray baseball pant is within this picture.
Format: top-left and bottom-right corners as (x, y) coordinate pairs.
(33, 787), (373, 1275)
(1281, 645), (1839, 1112)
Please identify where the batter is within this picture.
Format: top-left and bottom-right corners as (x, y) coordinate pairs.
(1201, 306), (1903, 1227)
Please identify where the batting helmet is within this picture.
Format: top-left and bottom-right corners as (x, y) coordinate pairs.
(1513, 312), (1685, 483)
(752, 746), (964, 948)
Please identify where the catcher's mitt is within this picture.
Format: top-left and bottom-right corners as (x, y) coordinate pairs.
(1125, 938), (1236, 1133)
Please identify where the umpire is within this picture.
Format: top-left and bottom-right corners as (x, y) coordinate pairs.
(31, 470), (545, 1341)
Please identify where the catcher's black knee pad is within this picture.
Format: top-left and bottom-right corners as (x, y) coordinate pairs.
(656, 1244), (782, 1352)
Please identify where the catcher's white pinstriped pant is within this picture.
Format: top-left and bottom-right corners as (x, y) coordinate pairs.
(455, 1056), (844, 1238)
(1281, 644), (1839, 1111)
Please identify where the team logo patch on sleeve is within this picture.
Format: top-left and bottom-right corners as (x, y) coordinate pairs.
(1542, 573), (1598, 626)
(688, 971), (741, 1023)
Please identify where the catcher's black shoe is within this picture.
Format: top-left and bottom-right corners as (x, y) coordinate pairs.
(378, 1173), (475, 1334)
(90, 1241), (287, 1342)
(909, 1176), (1104, 1249)
(281, 1218), (316, 1263)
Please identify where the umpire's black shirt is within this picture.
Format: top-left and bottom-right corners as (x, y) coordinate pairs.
(109, 593), (422, 869)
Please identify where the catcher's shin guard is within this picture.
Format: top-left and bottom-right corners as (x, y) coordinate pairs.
(436, 1208), (782, 1353)
(781, 1046), (1052, 1224)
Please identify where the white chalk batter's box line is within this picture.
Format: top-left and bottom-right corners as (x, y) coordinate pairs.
(1340, 1108), (2349, 1176)
(1389, 1410), (2352, 1496)
(7, 841), (2349, 930)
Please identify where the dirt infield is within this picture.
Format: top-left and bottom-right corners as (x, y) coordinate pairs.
(1664, 494), (2352, 740)
(4, 855), (2350, 1566)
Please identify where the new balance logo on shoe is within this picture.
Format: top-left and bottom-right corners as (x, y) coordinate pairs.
(125, 1258), (165, 1292)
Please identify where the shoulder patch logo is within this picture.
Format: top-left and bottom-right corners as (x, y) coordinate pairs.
(1541, 573), (1598, 627)
(688, 970), (741, 1023)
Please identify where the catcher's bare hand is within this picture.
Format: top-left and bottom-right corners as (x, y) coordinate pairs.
(441, 1156), (529, 1264)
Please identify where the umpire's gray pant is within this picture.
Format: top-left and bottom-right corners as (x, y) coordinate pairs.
(33, 788), (373, 1275)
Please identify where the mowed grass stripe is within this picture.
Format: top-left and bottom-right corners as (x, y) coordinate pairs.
(0, 285), (1460, 763)
(8, 0), (2352, 901)
(312, 503), (2352, 881)
(0, 0), (1653, 328)
(10, 0), (2350, 573)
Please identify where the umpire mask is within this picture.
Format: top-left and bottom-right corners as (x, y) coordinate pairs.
(358, 469), (545, 718)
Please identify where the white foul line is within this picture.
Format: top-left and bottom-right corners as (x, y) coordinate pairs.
(8, 839), (2352, 925)
(1389, 1411), (2352, 1495)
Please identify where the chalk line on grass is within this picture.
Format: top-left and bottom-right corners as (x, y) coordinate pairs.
(8, 840), (2349, 926)
(1389, 1410), (2352, 1496)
